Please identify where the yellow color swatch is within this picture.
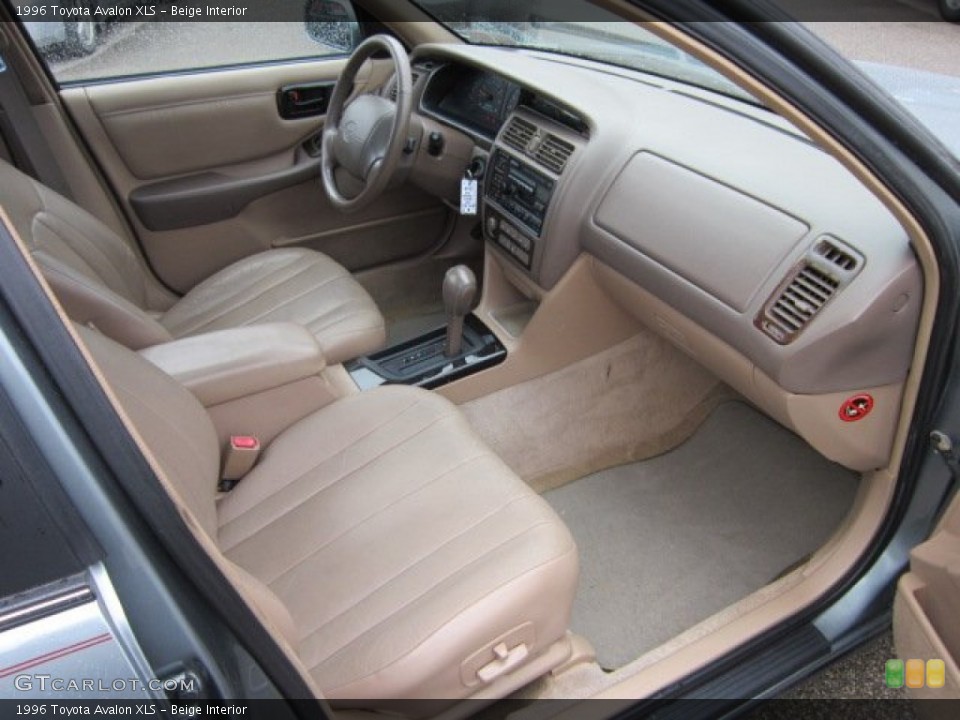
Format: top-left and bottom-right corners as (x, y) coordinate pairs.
(905, 659), (925, 689)
(926, 659), (946, 689)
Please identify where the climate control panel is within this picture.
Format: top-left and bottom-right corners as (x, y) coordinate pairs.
(486, 211), (534, 269)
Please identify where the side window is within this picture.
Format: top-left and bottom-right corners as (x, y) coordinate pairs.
(16, 1), (362, 85)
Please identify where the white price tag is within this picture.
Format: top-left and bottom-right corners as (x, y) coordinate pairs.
(460, 177), (478, 215)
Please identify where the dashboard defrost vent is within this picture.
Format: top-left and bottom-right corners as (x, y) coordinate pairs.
(759, 264), (839, 345)
(502, 116), (537, 152)
(814, 238), (858, 272)
(534, 134), (575, 174)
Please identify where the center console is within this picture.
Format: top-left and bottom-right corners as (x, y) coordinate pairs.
(345, 96), (586, 395)
(347, 315), (505, 391)
(346, 264), (507, 391)
(481, 111), (582, 282)
(139, 323), (352, 448)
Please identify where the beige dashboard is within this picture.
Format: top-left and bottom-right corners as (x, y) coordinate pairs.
(399, 43), (923, 473)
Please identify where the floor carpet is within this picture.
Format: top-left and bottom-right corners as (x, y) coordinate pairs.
(462, 331), (730, 492)
(544, 402), (860, 669)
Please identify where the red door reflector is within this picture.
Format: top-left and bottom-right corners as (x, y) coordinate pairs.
(839, 394), (874, 422)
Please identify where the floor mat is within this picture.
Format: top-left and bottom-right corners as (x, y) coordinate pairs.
(544, 402), (859, 669)
(462, 331), (731, 492)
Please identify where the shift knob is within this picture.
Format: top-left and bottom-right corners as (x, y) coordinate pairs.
(443, 265), (477, 357)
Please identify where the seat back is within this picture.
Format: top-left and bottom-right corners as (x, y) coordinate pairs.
(76, 325), (303, 654)
(2, 160), (173, 349)
(78, 324), (221, 538)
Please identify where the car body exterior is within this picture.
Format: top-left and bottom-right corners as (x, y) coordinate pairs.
(940, 0), (960, 21)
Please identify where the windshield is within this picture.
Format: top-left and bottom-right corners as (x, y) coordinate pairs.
(411, 0), (758, 104)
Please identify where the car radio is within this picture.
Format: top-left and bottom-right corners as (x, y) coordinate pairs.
(486, 150), (555, 237)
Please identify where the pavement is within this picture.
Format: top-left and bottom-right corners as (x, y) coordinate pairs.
(805, 20), (960, 79)
(781, 632), (917, 708)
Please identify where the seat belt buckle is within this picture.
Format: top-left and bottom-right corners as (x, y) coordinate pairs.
(220, 435), (260, 491)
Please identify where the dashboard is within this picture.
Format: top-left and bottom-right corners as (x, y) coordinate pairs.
(426, 65), (521, 138)
(401, 44), (923, 473)
(420, 62), (588, 140)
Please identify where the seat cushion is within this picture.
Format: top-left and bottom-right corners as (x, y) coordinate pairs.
(161, 248), (385, 364)
(216, 386), (578, 702)
(1, 159), (176, 349)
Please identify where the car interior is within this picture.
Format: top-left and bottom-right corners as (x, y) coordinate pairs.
(0, 2), (952, 712)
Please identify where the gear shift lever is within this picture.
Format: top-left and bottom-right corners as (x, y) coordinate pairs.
(443, 265), (477, 357)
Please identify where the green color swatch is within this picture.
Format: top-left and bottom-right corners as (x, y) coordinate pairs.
(885, 659), (905, 688)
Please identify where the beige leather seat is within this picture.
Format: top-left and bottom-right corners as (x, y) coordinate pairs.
(2, 160), (385, 364)
(78, 326), (579, 704)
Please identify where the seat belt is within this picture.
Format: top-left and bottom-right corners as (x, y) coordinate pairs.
(0, 49), (72, 198)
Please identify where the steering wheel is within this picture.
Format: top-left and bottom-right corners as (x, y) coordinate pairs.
(321, 35), (412, 213)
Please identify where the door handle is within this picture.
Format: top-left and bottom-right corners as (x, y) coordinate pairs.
(277, 82), (334, 119)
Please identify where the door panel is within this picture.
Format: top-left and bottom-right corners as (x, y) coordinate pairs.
(71, 62), (343, 180)
(61, 58), (450, 293)
(893, 490), (960, 701)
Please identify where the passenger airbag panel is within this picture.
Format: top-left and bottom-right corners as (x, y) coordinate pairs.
(594, 152), (809, 312)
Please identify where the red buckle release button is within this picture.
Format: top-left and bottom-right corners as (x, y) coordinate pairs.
(231, 435), (259, 450)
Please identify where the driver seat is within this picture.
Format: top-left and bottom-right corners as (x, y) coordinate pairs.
(1, 159), (386, 364)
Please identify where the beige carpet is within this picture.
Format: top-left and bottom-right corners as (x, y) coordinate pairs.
(461, 330), (732, 492)
(545, 402), (859, 668)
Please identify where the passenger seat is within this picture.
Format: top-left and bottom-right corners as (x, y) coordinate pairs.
(76, 326), (579, 704)
(1, 160), (385, 364)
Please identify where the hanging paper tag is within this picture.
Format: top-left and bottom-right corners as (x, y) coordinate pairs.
(460, 177), (478, 215)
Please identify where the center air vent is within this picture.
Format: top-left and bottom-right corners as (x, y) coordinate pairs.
(757, 237), (863, 345)
(501, 116), (575, 175)
(503, 116), (537, 152)
(534, 134), (575, 174)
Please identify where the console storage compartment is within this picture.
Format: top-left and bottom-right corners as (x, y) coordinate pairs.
(140, 323), (352, 446)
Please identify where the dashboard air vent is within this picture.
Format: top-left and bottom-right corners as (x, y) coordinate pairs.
(814, 238), (858, 272)
(502, 116), (537, 152)
(502, 116), (576, 174)
(759, 264), (839, 344)
(534, 134), (575, 174)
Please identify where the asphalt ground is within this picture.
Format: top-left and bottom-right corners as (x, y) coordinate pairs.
(780, 632), (918, 709)
(806, 19), (960, 78)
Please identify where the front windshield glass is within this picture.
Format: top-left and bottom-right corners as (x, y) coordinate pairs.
(412, 0), (757, 104)
(414, 1), (960, 160)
